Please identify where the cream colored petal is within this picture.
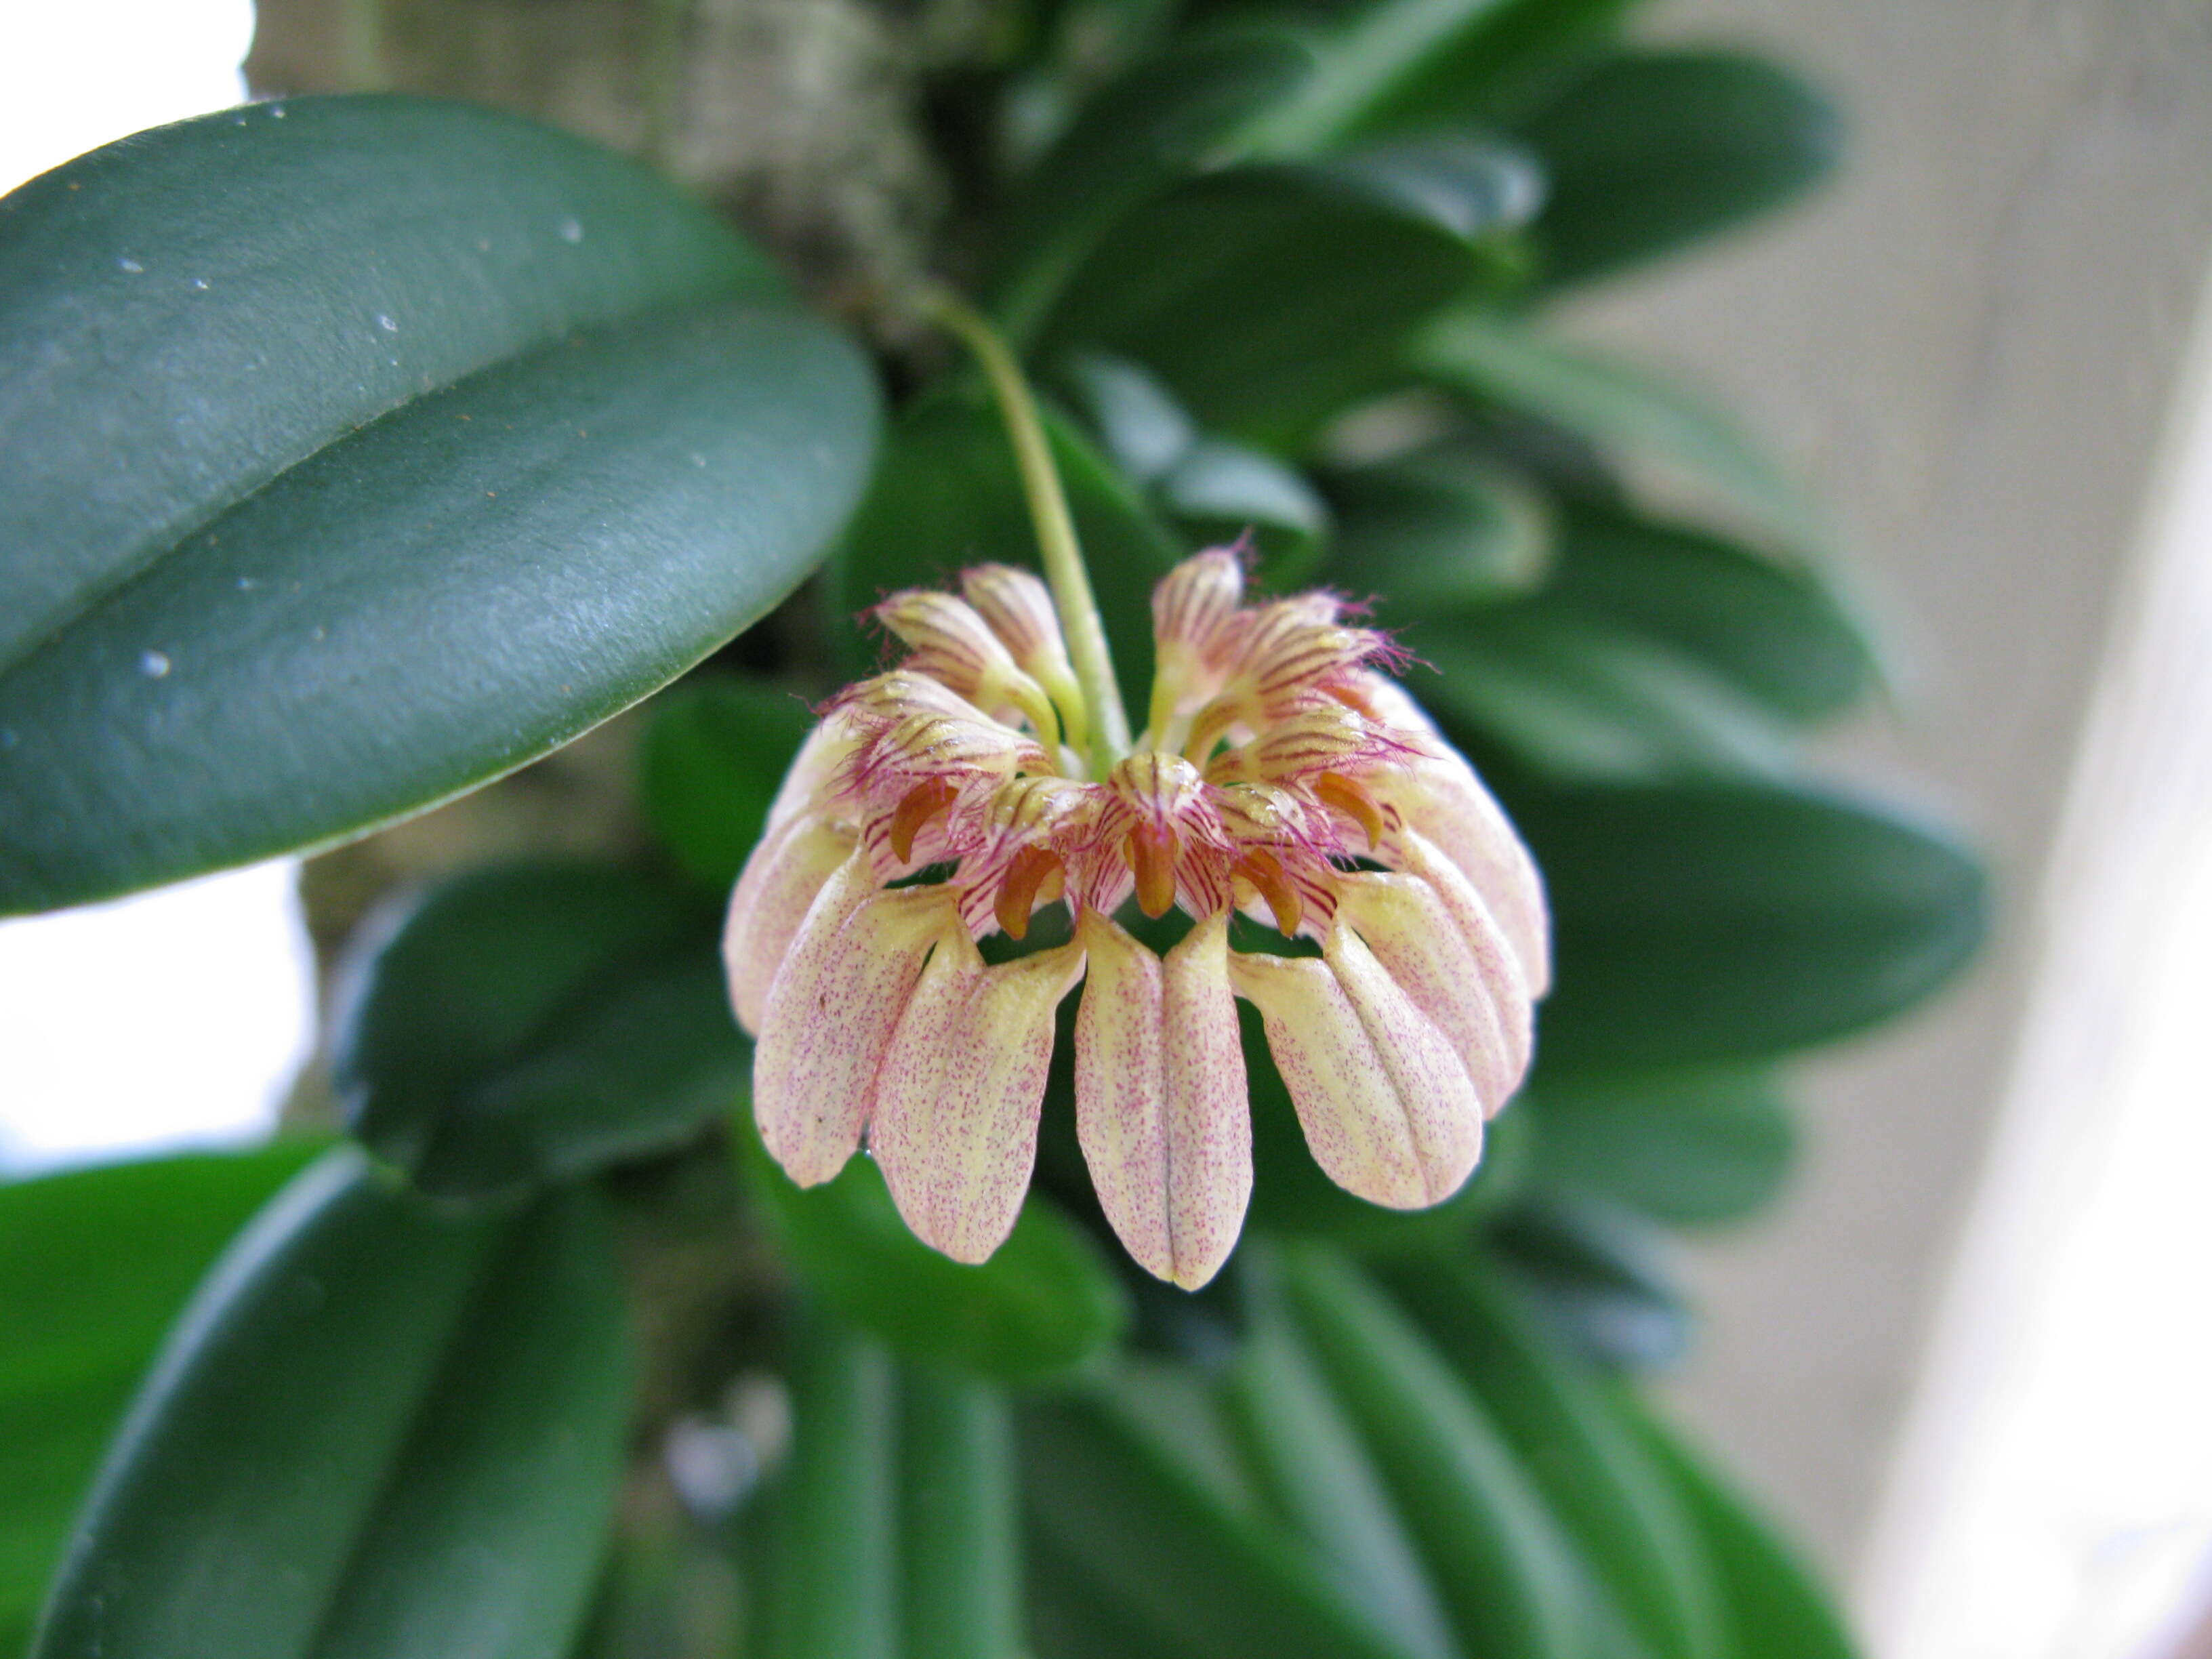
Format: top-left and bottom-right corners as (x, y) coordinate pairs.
(1325, 925), (1484, 1204)
(1334, 869), (1519, 1111)
(1229, 933), (1481, 1210)
(724, 817), (859, 1033)
(752, 857), (955, 1187)
(1361, 672), (1551, 996)
(1391, 830), (1535, 1103)
(1073, 910), (1250, 1290)
(764, 712), (859, 836)
(871, 937), (1086, 1265)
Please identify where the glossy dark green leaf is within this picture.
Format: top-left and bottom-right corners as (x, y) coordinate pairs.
(1374, 1256), (1723, 1659)
(1412, 310), (1826, 563)
(1409, 617), (1799, 781)
(1484, 1194), (1692, 1370)
(1347, 0), (1645, 132)
(829, 385), (1183, 716)
(760, 1317), (900, 1659)
(1612, 1394), (1860, 1659)
(0, 1144), (325, 1657)
(1041, 150), (1530, 445)
(1226, 1289), (1462, 1659)
(1528, 1065), (1797, 1229)
(33, 1146), (633, 1659)
(1274, 1244), (1589, 1658)
(1519, 50), (1841, 289)
(1229, 0), (1573, 157)
(1060, 354), (1332, 578)
(1396, 498), (1875, 781)
(331, 862), (745, 1199)
(1325, 447), (1554, 607)
(0, 94), (878, 917)
(1538, 506), (1874, 721)
(1019, 1383), (1418, 1659)
(1504, 775), (1988, 1067)
(637, 676), (820, 892)
(737, 1115), (1129, 1383)
(899, 1369), (1023, 1659)
(991, 31), (1319, 340)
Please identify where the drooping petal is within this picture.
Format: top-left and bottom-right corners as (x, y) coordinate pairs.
(1229, 930), (1482, 1210)
(724, 815), (860, 1032)
(1389, 829), (1534, 1100)
(764, 710), (862, 837)
(1359, 672), (1551, 996)
(752, 855), (958, 1186)
(1073, 909), (1250, 1289)
(1333, 869), (1526, 1111)
(869, 936), (1086, 1264)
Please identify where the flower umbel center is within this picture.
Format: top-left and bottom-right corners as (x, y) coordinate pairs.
(724, 548), (1551, 1290)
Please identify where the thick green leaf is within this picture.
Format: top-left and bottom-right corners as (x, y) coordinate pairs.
(1519, 51), (1840, 289)
(1060, 353), (1331, 579)
(1483, 1195), (1691, 1370)
(737, 1115), (1129, 1383)
(1019, 1385), (1418, 1659)
(1274, 1244), (1589, 1658)
(1229, 0), (1537, 157)
(331, 863), (745, 1199)
(1409, 617), (1799, 781)
(990, 30), (1319, 341)
(1374, 1256), (1724, 1659)
(899, 1370), (1023, 1659)
(1168, 441), (1332, 572)
(830, 385), (1183, 717)
(1528, 1065), (1797, 1229)
(1227, 1291), (1462, 1659)
(32, 1146), (633, 1659)
(0, 94), (878, 917)
(1395, 501), (1874, 781)
(760, 1318), (901, 1659)
(1040, 153), (1526, 445)
(0, 1144), (325, 1656)
(637, 675), (819, 891)
(1412, 310), (1825, 563)
(1324, 447), (1554, 607)
(1613, 1395), (1860, 1659)
(1534, 506), (1873, 722)
(1348, 0), (1645, 131)
(1503, 775), (1988, 1067)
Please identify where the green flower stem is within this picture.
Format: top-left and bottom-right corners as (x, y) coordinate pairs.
(920, 286), (1133, 775)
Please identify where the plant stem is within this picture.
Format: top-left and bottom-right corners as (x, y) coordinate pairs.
(919, 286), (1133, 775)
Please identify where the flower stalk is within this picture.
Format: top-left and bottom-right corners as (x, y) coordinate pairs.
(918, 285), (1132, 775)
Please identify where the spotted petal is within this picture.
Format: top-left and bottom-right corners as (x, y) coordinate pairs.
(1073, 909), (1250, 1290)
(752, 855), (957, 1185)
(1389, 830), (1534, 1099)
(870, 935), (1086, 1264)
(1333, 869), (1521, 1112)
(724, 815), (859, 1032)
(1361, 672), (1551, 995)
(1229, 928), (1483, 1209)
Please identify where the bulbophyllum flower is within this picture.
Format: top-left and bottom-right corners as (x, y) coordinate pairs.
(724, 550), (1549, 1289)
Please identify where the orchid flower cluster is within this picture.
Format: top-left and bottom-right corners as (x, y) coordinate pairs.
(723, 548), (1549, 1288)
